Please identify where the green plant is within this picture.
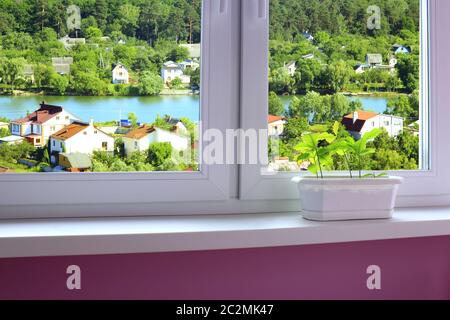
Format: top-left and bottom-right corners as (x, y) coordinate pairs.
(295, 122), (383, 179)
(294, 132), (336, 178)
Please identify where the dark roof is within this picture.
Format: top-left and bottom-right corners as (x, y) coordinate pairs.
(12, 103), (63, 124)
(341, 111), (378, 132)
(165, 116), (182, 126)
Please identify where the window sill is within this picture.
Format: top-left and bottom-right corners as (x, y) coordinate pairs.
(0, 207), (450, 258)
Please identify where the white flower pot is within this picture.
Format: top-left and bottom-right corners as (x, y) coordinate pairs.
(293, 176), (403, 221)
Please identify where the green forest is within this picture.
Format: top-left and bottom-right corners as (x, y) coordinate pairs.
(0, 0), (201, 96)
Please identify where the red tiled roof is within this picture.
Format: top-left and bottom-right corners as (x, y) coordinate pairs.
(51, 122), (89, 141)
(124, 125), (156, 139)
(342, 110), (378, 132)
(268, 115), (286, 124)
(13, 103), (63, 124)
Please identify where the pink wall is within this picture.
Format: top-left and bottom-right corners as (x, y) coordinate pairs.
(0, 236), (449, 300)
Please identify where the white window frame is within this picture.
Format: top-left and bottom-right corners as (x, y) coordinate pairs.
(240, 0), (450, 208)
(0, 0), (241, 218)
(1, 0), (450, 219)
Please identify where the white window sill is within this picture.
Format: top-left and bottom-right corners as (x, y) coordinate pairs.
(1, 207), (450, 258)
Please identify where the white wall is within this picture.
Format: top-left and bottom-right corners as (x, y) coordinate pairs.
(123, 128), (189, 157)
(51, 126), (114, 155)
(268, 120), (286, 136)
(360, 115), (403, 137)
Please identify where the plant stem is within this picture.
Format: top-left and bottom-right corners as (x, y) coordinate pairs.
(316, 152), (324, 179)
(358, 156), (362, 178)
(344, 153), (353, 178)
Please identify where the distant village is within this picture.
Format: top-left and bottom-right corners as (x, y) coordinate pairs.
(17, 36), (201, 92)
(0, 102), (192, 172)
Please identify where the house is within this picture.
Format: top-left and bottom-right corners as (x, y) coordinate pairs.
(179, 59), (200, 71)
(164, 116), (188, 135)
(268, 115), (287, 137)
(355, 54), (396, 74)
(52, 57), (73, 75)
(180, 43), (201, 59)
(366, 54), (383, 66)
(392, 44), (411, 55)
(58, 36), (86, 49)
(161, 61), (191, 85)
(112, 64), (129, 84)
(49, 120), (114, 164)
(283, 61), (297, 76)
(342, 110), (404, 139)
(123, 125), (189, 157)
(302, 32), (314, 42)
(57, 153), (92, 172)
(10, 103), (80, 147)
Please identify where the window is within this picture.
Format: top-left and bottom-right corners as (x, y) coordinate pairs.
(1, 0), (449, 219)
(0, 0), (238, 217)
(240, 0), (450, 207)
(102, 142), (108, 150)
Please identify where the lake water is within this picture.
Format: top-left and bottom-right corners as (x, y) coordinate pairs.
(0, 94), (390, 123)
(0, 95), (201, 123)
(281, 95), (391, 114)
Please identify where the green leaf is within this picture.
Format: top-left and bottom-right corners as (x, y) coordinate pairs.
(318, 132), (336, 144)
(332, 121), (340, 136)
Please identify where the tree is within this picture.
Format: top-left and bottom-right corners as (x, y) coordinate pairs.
(269, 67), (294, 94)
(396, 54), (419, 93)
(282, 117), (310, 142)
(95, 0), (108, 31)
(0, 58), (26, 91)
(168, 46), (190, 62)
(33, 0), (50, 32)
(148, 142), (173, 168)
(127, 112), (139, 128)
(50, 74), (69, 95)
(0, 12), (16, 35)
(85, 27), (103, 39)
(119, 4), (140, 37)
(138, 72), (164, 96)
(322, 60), (352, 92)
(269, 91), (285, 116)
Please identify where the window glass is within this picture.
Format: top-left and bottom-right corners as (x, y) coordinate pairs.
(0, 0), (201, 173)
(268, 0), (423, 174)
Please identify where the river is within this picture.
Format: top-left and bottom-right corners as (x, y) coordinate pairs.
(0, 94), (391, 123)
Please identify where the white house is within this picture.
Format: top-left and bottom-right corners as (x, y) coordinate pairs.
(10, 103), (80, 147)
(392, 44), (411, 55)
(268, 115), (287, 137)
(355, 54), (396, 74)
(123, 125), (189, 157)
(161, 61), (191, 85)
(112, 64), (129, 84)
(284, 61), (297, 76)
(179, 59), (200, 71)
(49, 120), (114, 164)
(342, 110), (404, 139)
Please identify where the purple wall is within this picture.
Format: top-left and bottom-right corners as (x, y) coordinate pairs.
(0, 236), (449, 300)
